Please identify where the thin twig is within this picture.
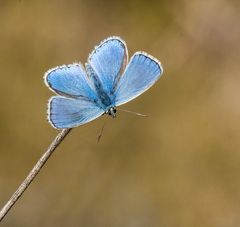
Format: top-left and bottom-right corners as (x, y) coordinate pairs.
(0, 128), (72, 222)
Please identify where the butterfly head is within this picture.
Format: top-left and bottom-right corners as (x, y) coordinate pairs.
(107, 107), (117, 118)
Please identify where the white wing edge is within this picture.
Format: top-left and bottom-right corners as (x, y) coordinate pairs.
(133, 51), (164, 74)
(47, 96), (61, 130)
(87, 36), (129, 64)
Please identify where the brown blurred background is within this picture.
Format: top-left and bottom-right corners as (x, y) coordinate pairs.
(0, 0), (240, 226)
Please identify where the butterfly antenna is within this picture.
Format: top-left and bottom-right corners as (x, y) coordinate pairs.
(118, 108), (148, 117)
(97, 118), (107, 143)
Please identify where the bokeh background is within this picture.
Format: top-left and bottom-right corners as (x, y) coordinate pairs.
(0, 0), (240, 226)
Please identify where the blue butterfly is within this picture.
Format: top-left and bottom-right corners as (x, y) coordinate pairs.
(44, 36), (163, 129)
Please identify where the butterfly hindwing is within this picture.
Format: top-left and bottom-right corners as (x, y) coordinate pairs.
(48, 96), (104, 129)
(87, 36), (128, 93)
(114, 52), (163, 106)
(45, 64), (97, 100)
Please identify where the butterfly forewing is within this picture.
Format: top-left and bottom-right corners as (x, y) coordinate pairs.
(45, 64), (97, 100)
(114, 52), (163, 106)
(87, 37), (128, 94)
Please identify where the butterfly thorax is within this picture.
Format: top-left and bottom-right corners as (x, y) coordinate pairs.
(86, 63), (116, 111)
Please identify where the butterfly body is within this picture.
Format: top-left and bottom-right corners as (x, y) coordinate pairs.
(44, 36), (163, 129)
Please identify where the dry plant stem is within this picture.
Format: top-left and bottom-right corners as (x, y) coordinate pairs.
(0, 128), (72, 222)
